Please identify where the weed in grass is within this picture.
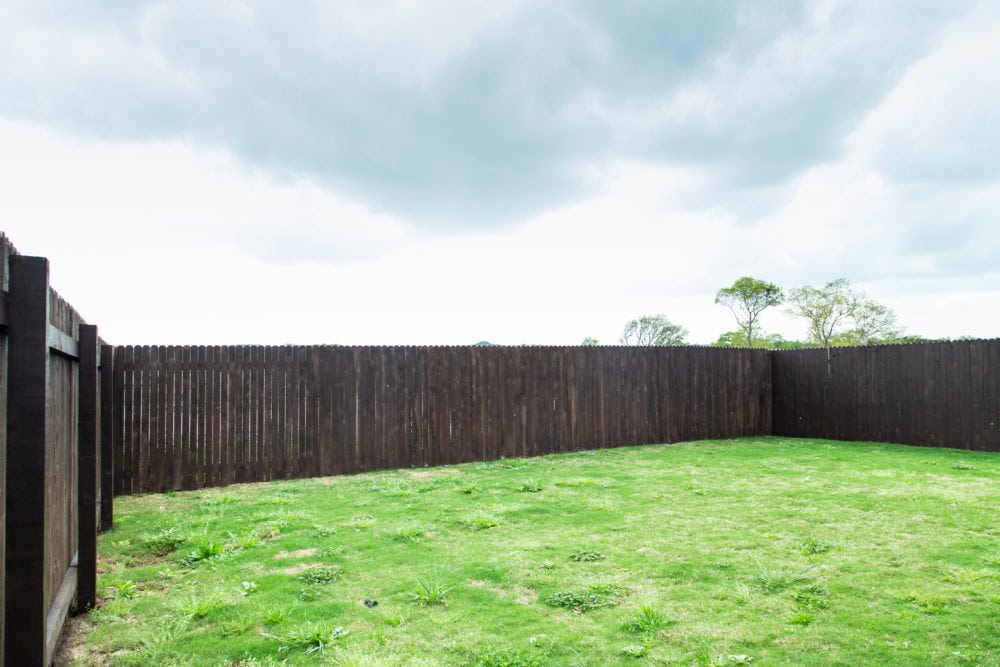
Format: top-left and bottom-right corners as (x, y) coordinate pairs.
(569, 548), (605, 562)
(800, 535), (832, 555)
(540, 560), (555, 570)
(259, 606), (290, 626)
(790, 611), (815, 626)
(311, 524), (337, 538)
(255, 521), (286, 540)
(589, 582), (628, 596)
(299, 586), (319, 601)
(169, 593), (227, 620)
(348, 514), (377, 530)
(733, 583), (756, 605)
(90, 597), (132, 622)
(942, 567), (988, 585)
(407, 572), (453, 606)
(104, 579), (139, 600)
(265, 621), (349, 655)
(258, 494), (293, 506)
(381, 613), (404, 627)
(623, 605), (671, 635)
(903, 592), (953, 614)
(543, 585), (621, 613)
(239, 580), (259, 596)
(474, 645), (544, 667)
(230, 531), (263, 550)
(370, 478), (414, 497)
(458, 482), (481, 494)
(461, 511), (499, 531)
(952, 463), (976, 470)
(519, 479), (543, 493)
(391, 524), (424, 542)
(181, 537), (225, 566)
(141, 527), (186, 555)
(298, 565), (342, 584)
(620, 643), (648, 658)
(219, 618), (257, 637)
(753, 563), (816, 594)
(202, 493), (239, 507)
(794, 583), (831, 610)
(319, 545), (345, 558)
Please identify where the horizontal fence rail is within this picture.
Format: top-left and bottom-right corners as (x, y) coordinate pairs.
(773, 339), (1000, 452)
(112, 345), (773, 494)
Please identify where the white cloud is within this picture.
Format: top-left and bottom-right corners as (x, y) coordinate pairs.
(844, 4), (1000, 183)
(0, 120), (411, 342)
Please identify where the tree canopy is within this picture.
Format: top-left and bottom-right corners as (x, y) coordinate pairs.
(619, 315), (688, 346)
(712, 330), (804, 350)
(714, 277), (784, 348)
(787, 278), (902, 354)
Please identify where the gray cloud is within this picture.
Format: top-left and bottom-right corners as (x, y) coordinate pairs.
(0, 0), (987, 229)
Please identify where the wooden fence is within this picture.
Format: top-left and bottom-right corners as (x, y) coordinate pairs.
(0, 232), (112, 666)
(111, 345), (773, 494)
(773, 340), (1000, 451)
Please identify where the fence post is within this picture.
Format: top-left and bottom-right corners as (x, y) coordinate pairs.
(100, 344), (115, 531)
(4, 255), (50, 665)
(78, 324), (99, 611)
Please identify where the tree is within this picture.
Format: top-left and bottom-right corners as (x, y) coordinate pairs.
(787, 278), (903, 356)
(712, 329), (804, 350)
(714, 277), (784, 348)
(619, 315), (688, 346)
(841, 299), (902, 345)
(581, 337), (600, 346)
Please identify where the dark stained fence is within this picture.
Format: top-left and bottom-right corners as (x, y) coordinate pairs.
(112, 345), (773, 494)
(0, 231), (111, 665)
(772, 340), (1000, 452)
(0, 234), (9, 667)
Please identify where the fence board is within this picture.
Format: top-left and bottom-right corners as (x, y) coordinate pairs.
(5, 256), (51, 665)
(772, 341), (1000, 451)
(77, 325), (99, 611)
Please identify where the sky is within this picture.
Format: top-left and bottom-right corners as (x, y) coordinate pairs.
(1, 0), (998, 346)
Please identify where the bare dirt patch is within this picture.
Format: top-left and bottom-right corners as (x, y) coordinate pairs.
(281, 563), (318, 575)
(274, 548), (316, 559)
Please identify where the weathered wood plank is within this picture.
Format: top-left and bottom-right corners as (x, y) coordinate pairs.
(99, 344), (115, 530)
(77, 324), (99, 611)
(4, 255), (50, 665)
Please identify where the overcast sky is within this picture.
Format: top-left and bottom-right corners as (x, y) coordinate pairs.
(2, 1), (998, 345)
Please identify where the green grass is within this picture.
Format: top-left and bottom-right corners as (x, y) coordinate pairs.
(60, 437), (1000, 666)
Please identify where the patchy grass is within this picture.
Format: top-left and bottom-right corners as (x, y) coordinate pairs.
(59, 437), (1000, 665)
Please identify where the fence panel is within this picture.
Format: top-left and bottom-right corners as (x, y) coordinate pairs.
(112, 345), (774, 493)
(0, 234), (9, 666)
(772, 341), (1000, 451)
(1, 242), (108, 665)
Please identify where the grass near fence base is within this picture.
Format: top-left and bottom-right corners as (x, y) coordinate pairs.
(59, 437), (1000, 666)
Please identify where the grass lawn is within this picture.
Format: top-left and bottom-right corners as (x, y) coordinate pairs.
(59, 437), (1000, 666)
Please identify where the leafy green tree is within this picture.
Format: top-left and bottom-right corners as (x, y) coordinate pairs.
(714, 277), (784, 348)
(840, 299), (902, 345)
(619, 315), (688, 346)
(787, 278), (903, 356)
(581, 337), (600, 346)
(712, 330), (804, 349)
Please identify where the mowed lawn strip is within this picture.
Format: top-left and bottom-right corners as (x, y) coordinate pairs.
(59, 437), (1000, 666)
